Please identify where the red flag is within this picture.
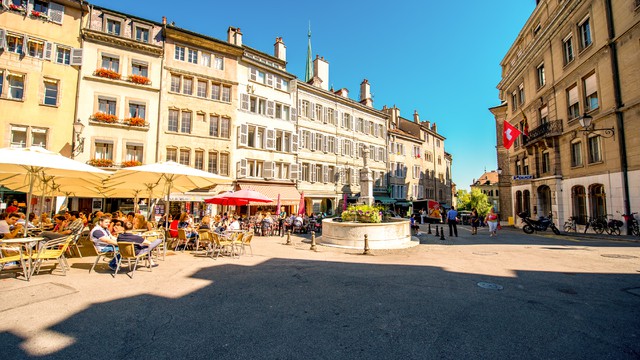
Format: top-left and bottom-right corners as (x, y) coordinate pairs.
(297, 191), (305, 216)
(522, 112), (529, 136)
(503, 121), (522, 150)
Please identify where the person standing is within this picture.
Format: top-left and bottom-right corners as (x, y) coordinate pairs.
(447, 206), (459, 237)
(419, 208), (426, 224)
(485, 208), (499, 237)
(5, 200), (19, 214)
(470, 208), (480, 235)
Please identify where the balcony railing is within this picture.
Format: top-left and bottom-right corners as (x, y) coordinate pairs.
(524, 120), (563, 145)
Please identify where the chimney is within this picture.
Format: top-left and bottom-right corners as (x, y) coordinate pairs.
(423, 120), (430, 129)
(359, 79), (372, 107)
(313, 55), (329, 90)
(227, 26), (243, 46)
(431, 122), (437, 133)
(162, 16), (167, 25)
(413, 110), (420, 123)
(382, 105), (400, 127)
(335, 88), (349, 98)
(274, 37), (286, 62)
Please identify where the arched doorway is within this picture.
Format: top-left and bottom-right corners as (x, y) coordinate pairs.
(537, 185), (552, 216)
(589, 184), (606, 219)
(571, 185), (587, 224)
(515, 191), (523, 215)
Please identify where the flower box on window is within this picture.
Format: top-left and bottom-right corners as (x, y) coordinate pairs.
(88, 158), (114, 167)
(92, 112), (119, 123)
(30, 10), (49, 20)
(128, 74), (151, 85)
(124, 117), (146, 127)
(9, 4), (26, 13)
(121, 160), (142, 168)
(94, 68), (121, 80)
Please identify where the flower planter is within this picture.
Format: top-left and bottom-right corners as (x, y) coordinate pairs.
(128, 74), (151, 85)
(30, 10), (49, 20)
(92, 112), (119, 123)
(94, 68), (121, 80)
(121, 160), (142, 168)
(88, 159), (114, 167)
(124, 117), (146, 127)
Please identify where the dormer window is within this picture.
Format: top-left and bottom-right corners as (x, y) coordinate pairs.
(135, 27), (149, 43)
(106, 19), (121, 36)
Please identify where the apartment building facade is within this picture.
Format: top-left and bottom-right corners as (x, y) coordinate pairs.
(1, 0), (85, 155)
(492, 0), (640, 228)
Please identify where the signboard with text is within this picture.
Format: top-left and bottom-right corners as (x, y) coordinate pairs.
(513, 175), (534, 180)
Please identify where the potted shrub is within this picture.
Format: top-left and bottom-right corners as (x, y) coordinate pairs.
(121, 160), (142, 168)
(94, 68), (121, 80)
(341, 204), (383, 223)
(92, 112), (119, 123)
(124, 117), (146, 127)
(9, 3), (26, 13)
(88, 158), (114, 167)
(128, 74), (151, 85)
(30, 10), (49, 20)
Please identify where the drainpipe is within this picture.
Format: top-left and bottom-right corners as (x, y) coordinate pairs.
(71, 1), (87, 159)
(155, 21), (167, 162)
(604, 0), (631, 234)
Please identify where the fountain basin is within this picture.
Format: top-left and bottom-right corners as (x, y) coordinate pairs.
(320, 218), (417, 249)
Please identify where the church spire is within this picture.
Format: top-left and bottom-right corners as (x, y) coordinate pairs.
(305, 22), (313, 82)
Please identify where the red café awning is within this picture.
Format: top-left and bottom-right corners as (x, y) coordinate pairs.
(238, 183), (301, 206)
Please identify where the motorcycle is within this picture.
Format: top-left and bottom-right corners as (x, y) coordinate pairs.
(518, 211), (561, 235)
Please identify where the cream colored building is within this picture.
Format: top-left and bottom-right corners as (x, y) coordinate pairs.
(0, 0), (85, 155)
(492, 0), (640, 229)
(75, 5), (163, 169)
(470, 170), (500, 212)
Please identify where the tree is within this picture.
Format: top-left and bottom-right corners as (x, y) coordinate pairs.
(467, 188), (492, 216)
(456, 190), (471, 211)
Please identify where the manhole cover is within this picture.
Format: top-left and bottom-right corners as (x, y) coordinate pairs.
(477, 282), (503, 290)
(601, 254), (638, 259)
(473, 252), (498, 256)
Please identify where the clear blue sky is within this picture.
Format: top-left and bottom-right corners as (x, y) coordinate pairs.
(92, 0), (535, 191)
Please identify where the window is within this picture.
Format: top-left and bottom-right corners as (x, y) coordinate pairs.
(315, 133), (323, 151)
(131, 62), (148, 77)
(209, 115), (219, 137)
(273, 163), (290, 180)
(587, 135), (602, 163)
(33, 0), (49, 13)
(94, 142), (113, 160)
(166, 148), (177, 162)
(98, 98), (116, 115)
(43, 79), (58, 106)
(536, 63), (545, 88)
(135, 27), (149, 43)
(56, 47), (71, 65)
(579, 17), (592, 49)
(247, 159), (264, 178)
(106, 19), (121, 36)
(7, 34), (23, 54)
(567, 85), (580, 120)
(562, 34), (574, 65)
(179, 149), (190, 166)
(221, 85), (231, 102)
(210, 83), (221, 100)
(180, 112), (192, 133)
(101, 55), (119, 72)
(170, 75), (181, 92)
(583, 73), (598, 111)
(197, 80), (207, 97)
(275, 103), (291, 121)
(174, 45), (185, 61)
(207, 151), (218, 174)
(315, 104), (323, 121)
(301, 101), (310, 118)
(326, 108), (335, 125)
(518, 83), (525, 106)
(31, 128), (47, 148)
(8, 73), (24, 99)
(523, 157), (530, 175)
(10, 126), (27, 148)
(129, 103), (146, 119)
(542, 151), (550, 173)
(182, 77), (193, 95)
(187, 49), (198, 64)
(220, 118), (230, 138)
(201, 53), (211, 67)
(539, 106), (548, 124)
(213, 55), (224, 70)
(27, 39), (44, 58)
(571, 141), (583, 167)
(356, 117), (364, 132)
(126, 144), (143, 162)
(168, 109), (179, 132)
(194, 150), (204, 170)
(301, 163), (310, 182)
(247, 125), (266, 149)
(219, 153), (229, 176)
(412, 165), (421, 179)
(511, 91), (518, 111)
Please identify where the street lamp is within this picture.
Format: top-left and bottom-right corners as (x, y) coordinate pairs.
(72, 119), (85, 158)
(576, 113), (615, 138)
(497, 167), (503, 175)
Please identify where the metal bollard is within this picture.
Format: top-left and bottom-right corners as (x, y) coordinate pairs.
(363, 234), (371, 255)
(435, 226), (440, 236)
(428, 223), (432, 234)
(440, 227), (445, 241)
(310, 231), (317, 251)
(286, 230), (291, 245)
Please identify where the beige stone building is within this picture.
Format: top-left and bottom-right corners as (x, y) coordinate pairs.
(492, 0), (640, 229)
(0, 0), (85, 154)
(470, 170), (500, 212)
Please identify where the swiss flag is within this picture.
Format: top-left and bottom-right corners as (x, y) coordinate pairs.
(503, 121), (522, 150)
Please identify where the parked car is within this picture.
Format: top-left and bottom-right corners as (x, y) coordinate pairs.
(458, 211), (472, 225)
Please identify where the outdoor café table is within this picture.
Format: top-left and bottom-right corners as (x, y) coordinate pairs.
(1, 237), (44, 281)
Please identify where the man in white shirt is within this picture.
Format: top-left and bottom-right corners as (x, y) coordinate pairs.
(0, 213), (24, 239)
(227, 216), (240, 231)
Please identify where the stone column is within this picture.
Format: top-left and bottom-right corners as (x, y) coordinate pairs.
(359, 148), (374, 206)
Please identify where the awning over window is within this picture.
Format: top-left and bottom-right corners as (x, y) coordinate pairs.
(238, 183), (301, 205)
(374, 196), (395, 204)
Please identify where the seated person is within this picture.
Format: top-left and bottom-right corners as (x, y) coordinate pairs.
(133, 214), (153, 231)
(110, 219), (125, 237)
(0, 212), (24, 240)
(227, 216), (240, 231)
(90, 216), (120, 271)
(40, 211), (84, 240)
(40, 213), (53, 230)
(117, 221), (161, 267)
(198, 216), (211, 230)
(410, 215), (420, 232)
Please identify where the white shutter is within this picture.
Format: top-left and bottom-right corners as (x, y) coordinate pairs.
(290, 106), (297, 121)
(292, 134), (299, 152)
(337, 137), (342, 155)
(266, 73), (274, 87)
(335, 110), (340, 127)
(333, 136), (339, 154)
(310, 132), (315, 151)
(584, 73), (597, 96)
(350, 168), (356, 185)
(266, 129), (275, 150)
(22, 34), (28, 54)
(27, 0), (33, 12)
(310, 164), (317, 183)
(323, 107), (328, 124)
(0, 29), (6, 51)
(364, 121), (370, 134)
(309, 102), (315, 120)
(237, 159), (247, 178)
(48, 2), (64, 24)
(351, 141), (356, 157)
(298, 130), (305, 149)
(355, 142), (360, 159)
(238, 124), (248, 146)
(44, 42), (53, 61)
(267, 100), (275, 117)
(322, 164), (328, 183)
(241, 93), (249, 111)
(264, 161), (274, 179)
(1, 0), (9, 9)
(322, 134), (327, 152)
(374, 123), (379, 137)
(249, 68), (257, 81)
(290, 163), (299, 181)
(70, 48), (82, 66)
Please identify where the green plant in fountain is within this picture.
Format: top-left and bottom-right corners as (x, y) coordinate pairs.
(341, 204), (384, 223)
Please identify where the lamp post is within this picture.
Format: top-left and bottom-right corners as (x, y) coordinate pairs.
(71, 119), (85, 159)
(576, 113), (615, 138)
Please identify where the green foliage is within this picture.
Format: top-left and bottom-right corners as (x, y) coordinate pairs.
(466, 188), (492, 216)
(341, 204), (383, 223)
(457, 190), (471, 211)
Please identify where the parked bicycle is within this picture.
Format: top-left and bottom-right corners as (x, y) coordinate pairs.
(622, 212), (640, 236)
(605, 214), (623, 236)
(584, 216), (606, 234)
(563, 216), (577, 233)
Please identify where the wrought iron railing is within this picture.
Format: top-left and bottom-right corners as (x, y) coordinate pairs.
(524, 120), (563, 144)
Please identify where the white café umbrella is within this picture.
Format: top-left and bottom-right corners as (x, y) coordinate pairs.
(105, 161), (232, 226)
(0, 146), (109, 227)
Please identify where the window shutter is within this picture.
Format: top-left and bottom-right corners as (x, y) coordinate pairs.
(26, 0), (33, 12)
(237, 159), (247, 178)
(267, 100), (275, 117)
(310, 132), (315, 151)
(322, 134), (327, 152)
(70, 48), (83, 66)
(335, 110), (340, 126)
(22, 34), (28, 54)
(290, 163), (299, 181)
(44, 41), (53, 60)
(374, 123), (379, 137)
(238, 124), (248, 146)
(351, 141), (356, 158)
(323, 107), (328, 124)
(350, 168), (356, 185)
(292, 134), (299, 152)
(249, 68), (257, 81)
(290, 106), (297, 121)
(310, 164), (317, 183)
(264, 161), (274, 179)
(1, 0), (8, 9)
(364, 121), (370, 134)
(266, 129), (275, 150)
(337, 137), (342, 155)
(584, 73), (597, 96)
(298, 129), (305, 149)
(322, 164), (328, 183)
(49, 2), (64, 24)
(240, 93), (249, 111)
(0, 29), (6, 51)
(309, 102), (315, 120)
(266, 73), (274, 87)
(568, 86), (578, 105)
(355, 142), (360, 159)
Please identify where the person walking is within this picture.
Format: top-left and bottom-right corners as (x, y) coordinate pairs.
(470, 208), (480, 235)
(485, 207), (499, 236)
(446, 207), (458, 237)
